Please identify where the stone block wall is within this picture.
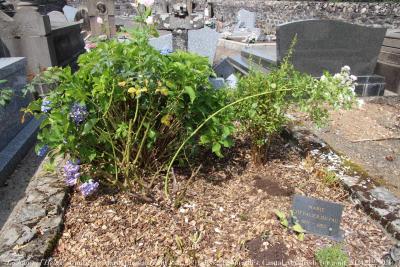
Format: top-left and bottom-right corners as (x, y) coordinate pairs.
(210, 1), (400, 34)
(65, 0), (400, 33)
(67, 0), (208, 16)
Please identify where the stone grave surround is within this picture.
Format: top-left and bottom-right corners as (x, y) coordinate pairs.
(0, 57), (41, 185)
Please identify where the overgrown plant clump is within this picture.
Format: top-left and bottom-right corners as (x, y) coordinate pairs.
(315, 244), (349, 267)
(24, 0), (234, 196)
(234, 50), (357, 164)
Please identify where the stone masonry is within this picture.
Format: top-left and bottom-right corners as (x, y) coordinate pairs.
(211, 1), (400, 34)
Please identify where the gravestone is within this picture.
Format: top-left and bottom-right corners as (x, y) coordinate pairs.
(86, 0), (116, 37)
(62, 5), (78, 22)
(149, 34), (173, 52)
(292, 195), (344, 240)
(0, 57), (41, 184)
(277, 20), (387, 77)
(234, 9), (256, 32)
(188, 27), (220, 64)
(155, 0), (205, 52)
(227, 20), (388, 95)
(0, 1), (85, 74)
(227, 9), (261, 43)
(48, 10), (68, 26)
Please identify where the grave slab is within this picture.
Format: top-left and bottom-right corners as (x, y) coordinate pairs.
(188, 27), (220, 64)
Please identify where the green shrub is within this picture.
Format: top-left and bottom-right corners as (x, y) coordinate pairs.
(315, 244), (349, 267)
(234, 49), (356, 164)
(24, 2), (234, 195)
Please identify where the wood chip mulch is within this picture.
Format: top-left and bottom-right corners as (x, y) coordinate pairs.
(50, 139), (396, 267)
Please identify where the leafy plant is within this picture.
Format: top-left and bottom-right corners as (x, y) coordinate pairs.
(24, 66), (64, 97)
(0, 79), (13, 107)
(274, 210), (305, 241)
(315, 244), (349, 267)
(234, 44), (356, 164)
(24, 1), (234, 196)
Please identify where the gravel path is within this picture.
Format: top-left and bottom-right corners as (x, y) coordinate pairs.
(0, 148), (43, 230)
(304, 96), (400, 197)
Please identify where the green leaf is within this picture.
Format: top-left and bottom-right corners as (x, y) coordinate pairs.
(297, 232), (305, 241)
(212, 142), (222, 157)
(184, 86), (196, 103)
(292, 223), (305, 233)
(199, 135), (210, 144)
(82, 118), (99, 135)
(274, 210), (286, 221)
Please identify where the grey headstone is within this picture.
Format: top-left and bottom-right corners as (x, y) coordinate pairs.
(149, 34), (173, 52)
(229, 9), (260, 42)
(62, 5), (78, 22)
(292, 195), (344, 239)
(277, 20), (387, 76)
(188, 27), (220, 64)
(48, 11), (68, 27)
(234, 9), (256, 31)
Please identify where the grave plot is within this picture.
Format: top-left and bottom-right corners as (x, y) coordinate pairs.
(50, 138), (396, 266)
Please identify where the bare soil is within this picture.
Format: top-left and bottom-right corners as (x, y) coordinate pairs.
(49, 139), (395, 266)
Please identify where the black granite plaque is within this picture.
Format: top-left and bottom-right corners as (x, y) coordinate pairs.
(292, 195), (344, 239)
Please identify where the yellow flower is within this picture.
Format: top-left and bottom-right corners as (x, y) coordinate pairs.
(135, 87), (148, 96)
(118, 81), (127, 87)
(161, 114), (172, 127)
(128, 87), (137, 95)
(156, 87), (169, 96)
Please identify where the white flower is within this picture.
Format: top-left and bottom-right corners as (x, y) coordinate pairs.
(138, 0), (154, 7)
(221, 31), (232, 39)
(145, 16), (154, 25)
(350, 75), (357, 81)
(341, 65), (351, 73)
(320, 75), (327, 82)
(96, 16), (103, 24)
(357, 99), (365, 108)
(98, 34), (107, 41)
(333, 73), (342, 80)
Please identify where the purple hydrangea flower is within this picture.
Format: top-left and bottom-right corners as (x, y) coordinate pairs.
(63, 160), (80, 186)
(37, 145), (49, 157)
(160, 48), (173, 55)
(41, 99), (52, 113)
(69, 103), (88, 125)
(79, 179), (99, 197)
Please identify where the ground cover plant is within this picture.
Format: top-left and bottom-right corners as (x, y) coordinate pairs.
(25, 0), (356, 199)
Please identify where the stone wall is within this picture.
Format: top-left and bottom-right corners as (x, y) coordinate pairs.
(210, 1), (400, 34)
(66, 0), (209, 16)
